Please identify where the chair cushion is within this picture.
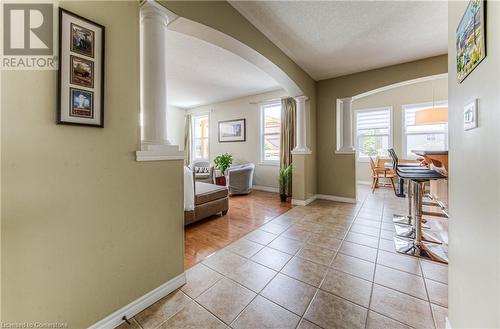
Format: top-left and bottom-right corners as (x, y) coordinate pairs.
(194, 166), (211, 174)
(195, 182), (228, 205)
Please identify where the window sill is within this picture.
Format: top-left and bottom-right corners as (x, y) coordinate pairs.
(258, 162), (280, 167)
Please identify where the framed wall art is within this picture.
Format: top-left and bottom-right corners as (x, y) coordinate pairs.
(58, 8), (105, 127)
(218, 119), (246, 142)
(456, 0), (486, 83)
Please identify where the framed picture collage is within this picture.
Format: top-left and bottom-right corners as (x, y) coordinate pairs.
(57, 8), (105, 127)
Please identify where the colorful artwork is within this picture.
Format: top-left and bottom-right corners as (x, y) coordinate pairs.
(456, 0), (485, 82)
(71, 22), (94, 58)
(70, 55), (94, 88)
(70, 88), (94, 118)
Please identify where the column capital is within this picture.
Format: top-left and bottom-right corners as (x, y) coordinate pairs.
(339, 97), (353, 103)
(294, 95), (309, 103)
(140, 0), (177, 26)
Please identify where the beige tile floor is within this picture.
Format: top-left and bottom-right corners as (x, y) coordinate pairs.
(118, 185), (448, 329)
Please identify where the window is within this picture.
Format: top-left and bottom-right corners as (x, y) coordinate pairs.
(192, 114), (209, 160)
(403, 102), (448, 159)
(260, 102), (281, 164)
(355, 107), (392, 161)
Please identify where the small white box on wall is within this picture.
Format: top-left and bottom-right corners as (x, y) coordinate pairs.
(464, 99), (478, 131)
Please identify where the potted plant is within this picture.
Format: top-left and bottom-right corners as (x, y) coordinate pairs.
(278, 164), (292, 202)
(213, 153), (233, 186)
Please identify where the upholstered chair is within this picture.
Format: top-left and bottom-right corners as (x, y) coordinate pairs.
(226, 163), (255, 195)
(188, 159), (214, 184)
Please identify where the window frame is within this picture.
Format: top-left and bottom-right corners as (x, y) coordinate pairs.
(191, 112), (210, 161)
(354, 106), (393, 162)
(259, 101), (282, 166)
(402, 101), (448, 159)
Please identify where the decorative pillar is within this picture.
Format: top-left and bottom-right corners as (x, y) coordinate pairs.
(136, 1), (183, 161)
(292, 95), (311, 154)
(336, 97), (355, 154)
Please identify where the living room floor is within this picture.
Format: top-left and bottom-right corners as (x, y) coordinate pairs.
(120, 185), (448, 329)
(184, 190), (292, 269)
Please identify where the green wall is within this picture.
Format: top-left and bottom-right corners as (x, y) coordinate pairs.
(1, 2), (184, 327)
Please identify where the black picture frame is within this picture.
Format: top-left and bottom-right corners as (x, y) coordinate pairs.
(57, 7), (105, 127)
(218, 119), (246, 143)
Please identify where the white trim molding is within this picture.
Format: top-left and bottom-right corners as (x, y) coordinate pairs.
(136, 145), (185, 161)
(292, 96), (312, 154)
(138, 0), (183, 161)
(292, 195), (317, 206)
(291, 194), (357, 205)
(89, 272), (186, 329)
(316, 194), (357, 204)
(335, 97), (355, 154)
(253, 185), (279, 193)
(357, 180), (372, 186)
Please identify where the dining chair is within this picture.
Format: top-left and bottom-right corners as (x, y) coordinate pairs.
(369, 156), (397, 194)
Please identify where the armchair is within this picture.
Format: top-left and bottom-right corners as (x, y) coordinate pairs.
(188, 159), (214, 184)
(226, 163), (255, 195)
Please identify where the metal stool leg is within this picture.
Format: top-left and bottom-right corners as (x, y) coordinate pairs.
(393, 179), (412, 224)
(394, 180), (422, 256)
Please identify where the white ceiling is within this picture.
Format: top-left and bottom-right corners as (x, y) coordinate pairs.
(230, 1), (448, 80)
(166, 30), (280, 108)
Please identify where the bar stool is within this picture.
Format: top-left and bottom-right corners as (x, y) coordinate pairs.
(387, 149), (429, 226)
(392, 162), (448, 263)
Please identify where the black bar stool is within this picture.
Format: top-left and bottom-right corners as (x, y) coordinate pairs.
(387, 149), (429, 226)
(392, 159), (448, 263)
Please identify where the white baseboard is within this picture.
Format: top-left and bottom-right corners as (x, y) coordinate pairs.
(292, 193), (357, 206)
(89, 272), (186, 329)
(315, 194), (357, 204)
(253, 185), (279, 193)
(291, 195), (317, 206)
(357, 180), (371, 186)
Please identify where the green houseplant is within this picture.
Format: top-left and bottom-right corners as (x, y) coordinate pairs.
(278, 164), (292, 202)
(213, 153), (233, 186)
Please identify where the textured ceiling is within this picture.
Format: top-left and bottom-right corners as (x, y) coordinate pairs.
(230, 1), (448, 80)
(166, 30), (280, 108)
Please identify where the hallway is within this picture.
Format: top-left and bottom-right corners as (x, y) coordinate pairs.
(120, 185), (447, 329)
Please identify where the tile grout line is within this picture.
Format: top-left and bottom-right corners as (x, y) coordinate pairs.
(147, 188), (446, 329)
(294, 195), (367, 329)
(364, 199), (384, 329)
(227, 236), (303, 328)
(420, 259), (438, 329)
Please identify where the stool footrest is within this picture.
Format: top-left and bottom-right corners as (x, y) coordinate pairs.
(393, 237), (448, 264)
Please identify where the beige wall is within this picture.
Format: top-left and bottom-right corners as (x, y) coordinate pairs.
(316, 55), (448, 199)
(448, 1), (500, 328)
(188, 90), (287, 189)
(353, 77), (448, 182)
(1, 2), (184, 327)
(160, 0), (317, 201)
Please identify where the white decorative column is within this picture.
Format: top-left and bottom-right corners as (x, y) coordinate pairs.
(136, 0), (183, 161)
(336, 97), (355, 154)
(292, 95), (312, 154)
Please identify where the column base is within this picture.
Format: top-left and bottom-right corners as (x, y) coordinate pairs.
(335, 146), (355, 154)
(136, 144), (184, 161)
